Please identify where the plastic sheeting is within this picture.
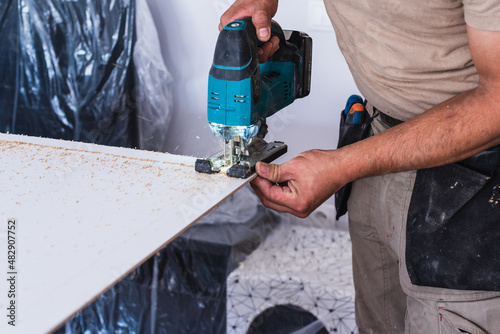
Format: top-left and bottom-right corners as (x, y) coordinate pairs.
(133, 0), (172, 152)
(0, 0), (172, 150)
(197, 185), (262, 225)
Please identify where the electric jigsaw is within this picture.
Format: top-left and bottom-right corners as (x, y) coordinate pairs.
(195, 17), (312, 178)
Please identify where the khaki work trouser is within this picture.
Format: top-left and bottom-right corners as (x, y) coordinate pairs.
(347, 117), (500, 334)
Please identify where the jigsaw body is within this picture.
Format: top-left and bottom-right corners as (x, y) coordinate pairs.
(196, 18), (312, 178)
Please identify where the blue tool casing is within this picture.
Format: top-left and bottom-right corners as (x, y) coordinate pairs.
(207, 18), (311, 129)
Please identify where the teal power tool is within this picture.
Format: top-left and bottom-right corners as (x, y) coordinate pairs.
(195, 17), (312, 178)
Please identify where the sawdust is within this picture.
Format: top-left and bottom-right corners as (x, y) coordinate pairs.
(0, 140), (189, 168)
(0, 136), (235, 214)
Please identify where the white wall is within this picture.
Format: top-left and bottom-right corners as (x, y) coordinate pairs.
(147, 0), (359, 160)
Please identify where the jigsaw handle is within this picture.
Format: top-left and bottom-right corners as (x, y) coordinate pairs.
(209, 17), (291, 81)
(208, 17), (311, 127)
(257, 19), (312, 120)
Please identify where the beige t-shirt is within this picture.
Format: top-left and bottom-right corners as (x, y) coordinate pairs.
(323, 0), (500, 121)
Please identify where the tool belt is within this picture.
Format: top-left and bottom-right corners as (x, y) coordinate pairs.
(335, 100), (500, 291)
(378, 108), (403, 127)
(334, 102), (375, 220)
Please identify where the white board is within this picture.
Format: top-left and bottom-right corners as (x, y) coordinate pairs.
(0, 133), (252, 333)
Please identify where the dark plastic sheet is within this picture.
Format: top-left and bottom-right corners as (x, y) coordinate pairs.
(0, 0), (138, 147)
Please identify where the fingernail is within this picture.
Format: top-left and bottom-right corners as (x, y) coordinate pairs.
(259, 28), (269, 39)
(258, 162), (269, 175)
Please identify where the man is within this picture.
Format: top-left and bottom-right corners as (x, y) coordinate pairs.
(220, 0), (500, 333)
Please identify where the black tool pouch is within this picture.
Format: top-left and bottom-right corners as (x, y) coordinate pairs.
(334, 108), (374, 220)
(406, 145), (500, 291)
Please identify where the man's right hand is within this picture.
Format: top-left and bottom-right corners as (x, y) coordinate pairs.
(219, 0), (280, 63)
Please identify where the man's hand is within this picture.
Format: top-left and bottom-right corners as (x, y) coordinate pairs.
(219, 0), (280, 63)
(251, 149), (350, 218)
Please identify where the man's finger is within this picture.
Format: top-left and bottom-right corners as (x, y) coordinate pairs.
(255, 161), (292, 184)
(251, 179), (308, 218)
(250, 178), (300, 214)
(251, 9), (273, 41)
(258, 42), (273, 63)
(219, 4), (251, 30)
(252, 175), (296, 207)
(257, 36), (280, 63)
(219, 1), (276, 36)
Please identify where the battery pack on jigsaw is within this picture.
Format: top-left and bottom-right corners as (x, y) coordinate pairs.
(195, 17), (312, 178)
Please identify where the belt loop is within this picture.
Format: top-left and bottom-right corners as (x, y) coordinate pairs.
(365, 101), (377, 118)
(373, 106), (404, 127)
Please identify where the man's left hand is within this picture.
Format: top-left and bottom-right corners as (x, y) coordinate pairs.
(250, 149), (347, 218)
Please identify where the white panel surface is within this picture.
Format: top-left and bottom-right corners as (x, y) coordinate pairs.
(0, 133), (251, 334)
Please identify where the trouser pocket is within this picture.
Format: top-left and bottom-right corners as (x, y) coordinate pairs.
(440, 309), (487, 334)
(406, 158), (500, 291)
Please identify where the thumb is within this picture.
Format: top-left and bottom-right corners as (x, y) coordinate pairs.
(251, 10), (272, 42)
(256, 161), (288, 183)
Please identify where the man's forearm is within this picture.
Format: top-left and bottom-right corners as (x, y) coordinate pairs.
(337, 85), (500, 183)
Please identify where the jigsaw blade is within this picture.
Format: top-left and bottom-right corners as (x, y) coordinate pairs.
(195, 140), (287, 178)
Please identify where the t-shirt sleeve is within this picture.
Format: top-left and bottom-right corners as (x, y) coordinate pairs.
(463, 0), (500, 31)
